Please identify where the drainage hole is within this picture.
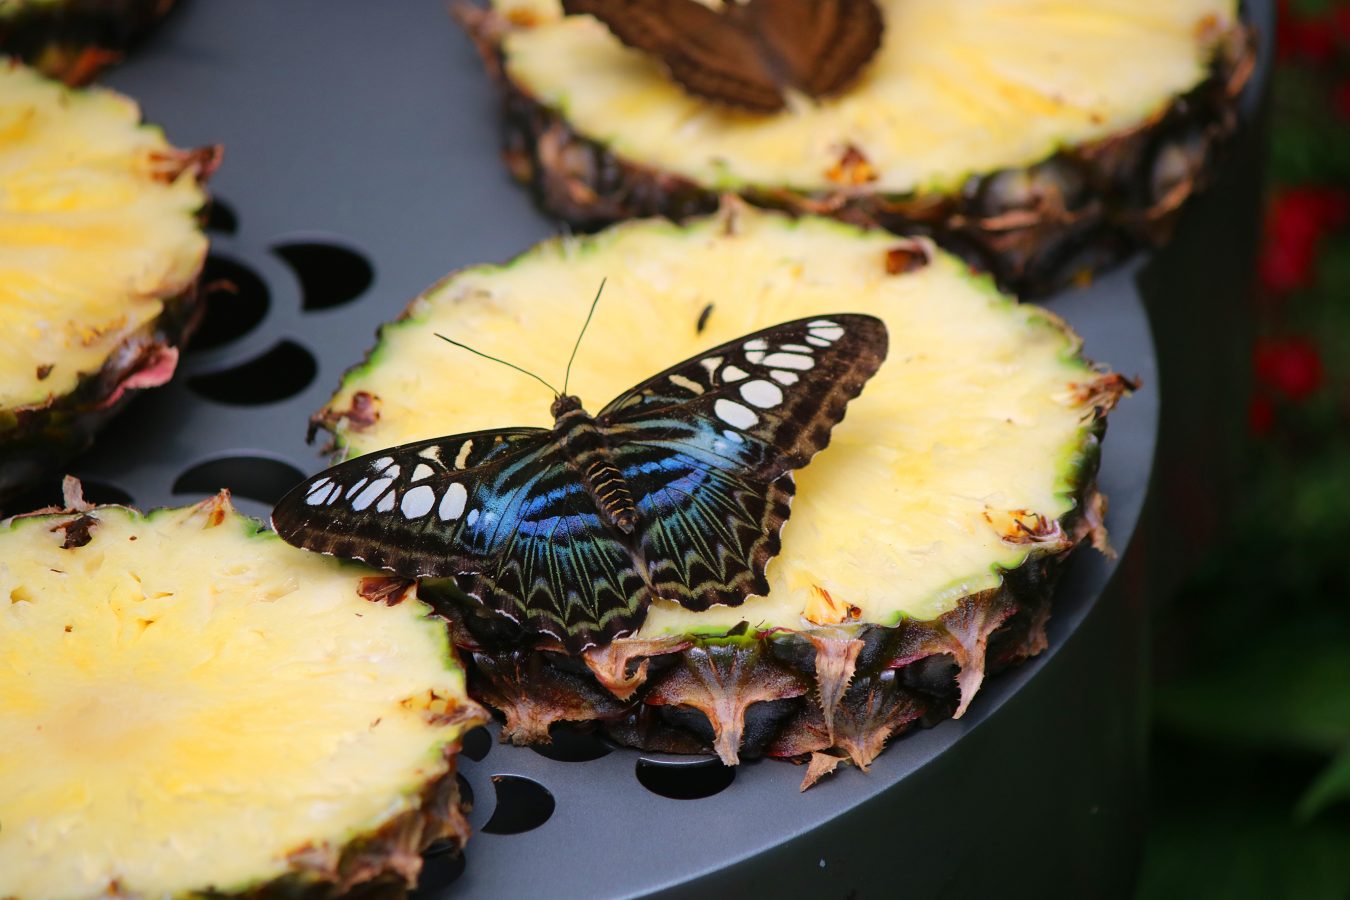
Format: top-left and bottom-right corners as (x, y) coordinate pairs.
(635, 757), (735, 800)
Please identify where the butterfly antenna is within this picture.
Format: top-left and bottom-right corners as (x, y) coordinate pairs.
(563, 277), (606, 395)
(434, 334), (560, 397)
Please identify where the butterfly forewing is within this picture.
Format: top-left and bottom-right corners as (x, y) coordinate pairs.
(272, 427), (552, 576)
(273, 427), (654, 650)
(561, 0), (797, 113)
(561, 0), (884, 111)
(600, 313), (888, 476)
(600, 313), (887, 611)
(744, 0), (885, 99)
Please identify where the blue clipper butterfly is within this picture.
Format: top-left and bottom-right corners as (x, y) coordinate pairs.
(272, 314), (887, 653)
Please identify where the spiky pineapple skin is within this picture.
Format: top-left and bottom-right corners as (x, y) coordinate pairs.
(457, 6), (1254, 297)
(0, 0), (178, 84)
(305, 208), (1131, 772)
(419, 435), (1116, 773)
(0, 493), (482, 898)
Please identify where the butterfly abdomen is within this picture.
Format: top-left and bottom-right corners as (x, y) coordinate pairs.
(555, 404), (641, 536)
(583, 457), (639, 534)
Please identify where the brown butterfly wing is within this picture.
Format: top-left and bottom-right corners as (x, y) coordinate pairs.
(562, 0), (787, 112)
(741, 0), (884, 99)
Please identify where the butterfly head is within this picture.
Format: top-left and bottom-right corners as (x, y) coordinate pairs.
(550, 393), (586, 420)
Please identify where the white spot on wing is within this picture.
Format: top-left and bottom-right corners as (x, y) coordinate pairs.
(740, 379), (783, 408)
(762, 352), (814, 370)
(454, 441), (473, 470)
(699, 356), (722, 376)
(744, 338), (768, 351)
(376, 492), (396, 513)
(439, 483), (468, 520)
(305, 482), (335, 506)
(715, 398), (759, 429)
(412, 463), (434, 482)
(669, 374), (704, 395)
(345, 477), (368, 498)
(306, 477), (331, 496)
(745, 350), (765, 364)
(809, 322), (845, 342)
(418, 446), (441, 461)
(806, 336), (831, 347)
(721, 365), (749, 382)
(352, 478), (392, 511)
(370, 456), (395, 474)
(401, 484), (436, 518)
(781, 343), (814, 353)
(771, 370), (800, 385)
(466, 508), (480, 527)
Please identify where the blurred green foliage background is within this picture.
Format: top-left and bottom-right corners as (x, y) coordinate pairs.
(1138, 2), (1350, 895)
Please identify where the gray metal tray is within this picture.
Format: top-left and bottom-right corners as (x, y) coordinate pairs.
(20, 0), (1257, 895)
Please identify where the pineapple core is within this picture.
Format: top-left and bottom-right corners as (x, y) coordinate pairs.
(321, 208), (1113, 634)
(0, 62), (207, 409)
(495, 0), (1238, 193)
(0, 498), (474, 898)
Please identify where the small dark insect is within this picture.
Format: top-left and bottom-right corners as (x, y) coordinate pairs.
(696, 302), (714, 334)
(274, 294), (887, 652)
(561, 0), (885, 113)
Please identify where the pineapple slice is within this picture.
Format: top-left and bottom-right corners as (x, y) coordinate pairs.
(0, 62), (214, 501)
(0, 0), (177, 84)
(0, 489), (484, 898)
(458, 0), (1253, 295)
(310, 205), (1129, 777)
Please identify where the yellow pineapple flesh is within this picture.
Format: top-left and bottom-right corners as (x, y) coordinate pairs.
(0, 61), (213, 499)
(323, 206), (1107, 633)
(459, 0), (1251, 294)
(311, 206), (1128, 771)
(0, 492), (483, 898)
(494, 0), (1239, 195)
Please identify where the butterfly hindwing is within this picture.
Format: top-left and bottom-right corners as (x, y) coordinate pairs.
(600, 313), (887, 612)
(614, 433), (796, 611)
(456, 443), (652, 648)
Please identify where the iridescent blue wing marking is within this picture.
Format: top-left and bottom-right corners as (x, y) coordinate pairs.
(272, 427), (649, 648)
(458, 444), (650, 647)
(600, 314), (887, 611)
(274, 314), (887, 652)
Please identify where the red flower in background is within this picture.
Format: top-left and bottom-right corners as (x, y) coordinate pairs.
(1248, 394), (1276, 435)
(1259, 187), (1350, 293)
(1278, 0), (1337, 62)
(1254, 336), (1326, 402)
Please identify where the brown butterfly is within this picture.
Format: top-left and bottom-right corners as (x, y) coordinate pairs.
(560, 0), (885, 113)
